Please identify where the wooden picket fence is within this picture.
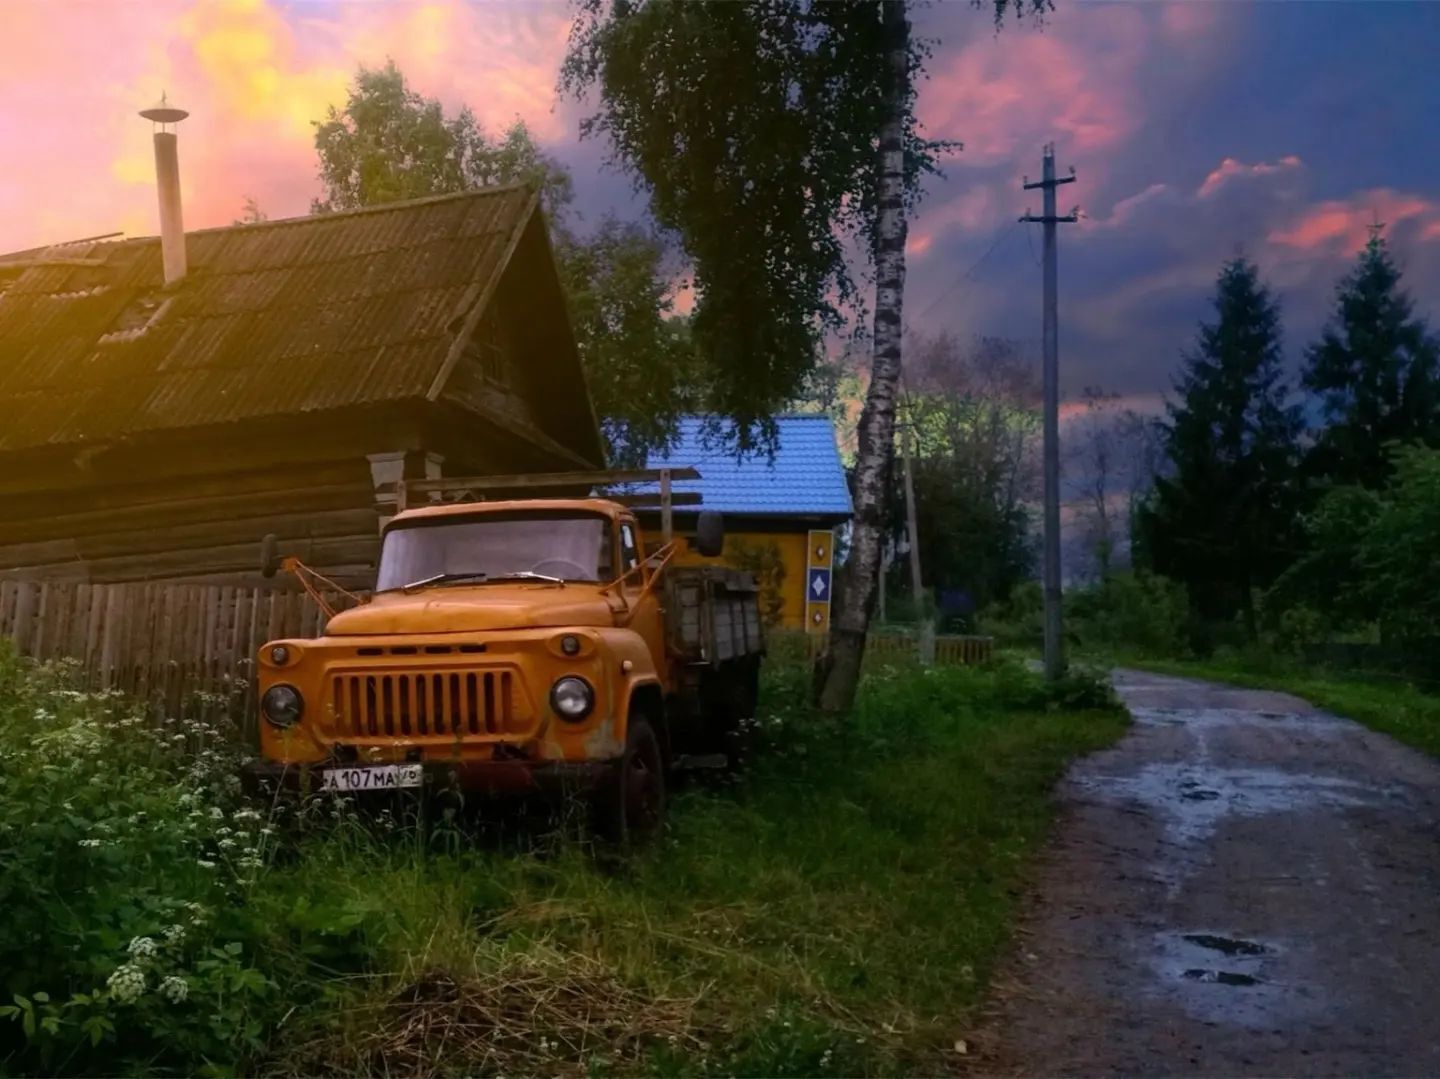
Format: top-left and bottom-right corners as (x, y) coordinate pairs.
(801, 629), (993, 666)
(0, 580), (349, 723)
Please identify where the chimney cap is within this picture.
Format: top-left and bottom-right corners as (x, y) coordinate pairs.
(140, 92), (188, 125)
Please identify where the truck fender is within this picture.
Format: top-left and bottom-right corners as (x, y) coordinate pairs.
(621, 680), (668, 762)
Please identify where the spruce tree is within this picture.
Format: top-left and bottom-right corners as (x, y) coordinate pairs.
(1141, 257), (1304, 645)
(1303, 230), (1440, 489)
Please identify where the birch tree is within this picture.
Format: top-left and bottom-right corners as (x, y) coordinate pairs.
(564, 0), (1044, 712)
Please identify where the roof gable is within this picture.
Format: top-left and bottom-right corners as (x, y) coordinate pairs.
(0, 186), (600, 462)
(641, 415), (852, 519)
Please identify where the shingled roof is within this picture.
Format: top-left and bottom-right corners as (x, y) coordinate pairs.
(639, 415), (853, 521)
(0, 185), (601, 462)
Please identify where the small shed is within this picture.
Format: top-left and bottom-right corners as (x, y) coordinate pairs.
(0, 185), (603, 588)
(638, 415), (852, 631)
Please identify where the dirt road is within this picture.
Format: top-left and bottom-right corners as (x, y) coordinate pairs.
(979, 669), (1440, 1076)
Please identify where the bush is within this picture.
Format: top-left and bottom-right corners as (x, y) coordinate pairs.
(1066, 572), (1188, 658)
(976, 580), (1043, 649)
(0, 647), (282, 1072)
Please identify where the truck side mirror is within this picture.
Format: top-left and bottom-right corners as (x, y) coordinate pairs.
(260, 533), (281, 579)
(694, 511), (725, 558)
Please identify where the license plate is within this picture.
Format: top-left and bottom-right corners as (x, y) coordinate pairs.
(321, 764), (423, 793)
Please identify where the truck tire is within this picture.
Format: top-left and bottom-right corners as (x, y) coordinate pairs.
(594, 715), (666, 847)
(717, 657), (761, 769)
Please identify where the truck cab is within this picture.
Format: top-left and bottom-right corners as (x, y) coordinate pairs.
(250, 487), (762, 842)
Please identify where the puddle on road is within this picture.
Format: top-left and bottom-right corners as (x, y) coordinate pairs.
(1183, 933), (1267, 956)
(1075, 707), (1405, 867)
(1084, 760), (1384, 852)
(1181, 968), (1261, 986)
(1148, 930), (1318, 1028)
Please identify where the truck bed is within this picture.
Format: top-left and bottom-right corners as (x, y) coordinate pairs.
(665, 566), (764, 665)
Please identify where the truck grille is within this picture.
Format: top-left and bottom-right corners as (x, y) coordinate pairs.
(331, 671), (515, 738)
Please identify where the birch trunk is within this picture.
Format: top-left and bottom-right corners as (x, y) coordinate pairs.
(816, 0), (910, 713)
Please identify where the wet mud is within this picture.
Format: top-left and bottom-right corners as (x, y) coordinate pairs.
(975, 670), (1440, 1076)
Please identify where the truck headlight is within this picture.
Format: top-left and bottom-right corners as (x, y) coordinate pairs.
(550, 676), (594, 721)
(261, 684), (304, 728)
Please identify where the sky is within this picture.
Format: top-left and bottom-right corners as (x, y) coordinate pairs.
(2, 0), (1438, 410)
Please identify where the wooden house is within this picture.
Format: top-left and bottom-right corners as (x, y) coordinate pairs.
(0, 186), (604, 589)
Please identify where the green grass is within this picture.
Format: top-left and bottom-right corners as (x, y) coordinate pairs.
(254, 650), (1127, 1076)
(0, 644), (1127, 1076)
(1128, 655), (1440, 759)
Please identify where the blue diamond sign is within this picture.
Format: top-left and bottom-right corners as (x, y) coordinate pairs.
(808, 567), (831, 603)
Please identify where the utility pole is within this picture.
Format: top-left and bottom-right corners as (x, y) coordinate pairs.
(1021, 144), (1077, 683)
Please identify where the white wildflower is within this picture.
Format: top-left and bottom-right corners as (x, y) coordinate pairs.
(107, 963), (146, 1004)
(209, 807), (224, 820)
(197, 859), (217, 869)
(78, 838), (103, 849)
(159, 975), (188, 1004)
(127, 936), (158, 959)
(163, 924), (186, 944)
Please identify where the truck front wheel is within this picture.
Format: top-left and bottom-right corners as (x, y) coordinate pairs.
(594, 716), (666, 847)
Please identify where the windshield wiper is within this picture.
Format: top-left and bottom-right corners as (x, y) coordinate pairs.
(400, 571), (488, 593)
(490, 571), (565, 585)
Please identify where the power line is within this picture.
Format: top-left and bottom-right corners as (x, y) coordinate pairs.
(913, 219), (1019, 322)
(1024, 222), (1041, 268)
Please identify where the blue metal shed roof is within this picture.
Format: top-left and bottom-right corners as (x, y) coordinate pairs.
(637, 415), (852, 520)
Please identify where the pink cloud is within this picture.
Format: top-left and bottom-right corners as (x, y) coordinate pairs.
(0, 0), (574, 254)
(919, 12), (1146, 168)
(1059, 392), (1164, 422)
(1197, 154), (1303, 199)
(1160, 2), (1224, 39)
(1268, 189), (1439, 254)
(1080, 182), (1170, 231)
(907, 185), (1000, 258)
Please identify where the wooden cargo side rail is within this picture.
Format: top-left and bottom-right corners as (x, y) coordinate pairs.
(666, 567), (764, 666)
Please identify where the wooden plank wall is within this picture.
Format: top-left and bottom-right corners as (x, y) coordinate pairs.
(0, 580), (354, 727)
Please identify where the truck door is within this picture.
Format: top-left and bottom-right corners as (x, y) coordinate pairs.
(619, 517), (669, 686)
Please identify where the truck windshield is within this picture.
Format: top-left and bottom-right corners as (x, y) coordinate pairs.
(376, 514), (612, 591)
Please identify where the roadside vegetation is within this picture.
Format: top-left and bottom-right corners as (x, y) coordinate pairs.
(1126, 655), (1440, 760)
(979, 570), (1440, 760)
(0, 638), (1124, 1076)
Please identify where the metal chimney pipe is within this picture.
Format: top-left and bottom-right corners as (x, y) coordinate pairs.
(139, 94), (189, 285)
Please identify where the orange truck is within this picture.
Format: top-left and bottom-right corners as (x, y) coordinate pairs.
(246, 470), (764, 842)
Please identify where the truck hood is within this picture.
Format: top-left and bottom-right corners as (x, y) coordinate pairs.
(325, 585), (619, 636)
